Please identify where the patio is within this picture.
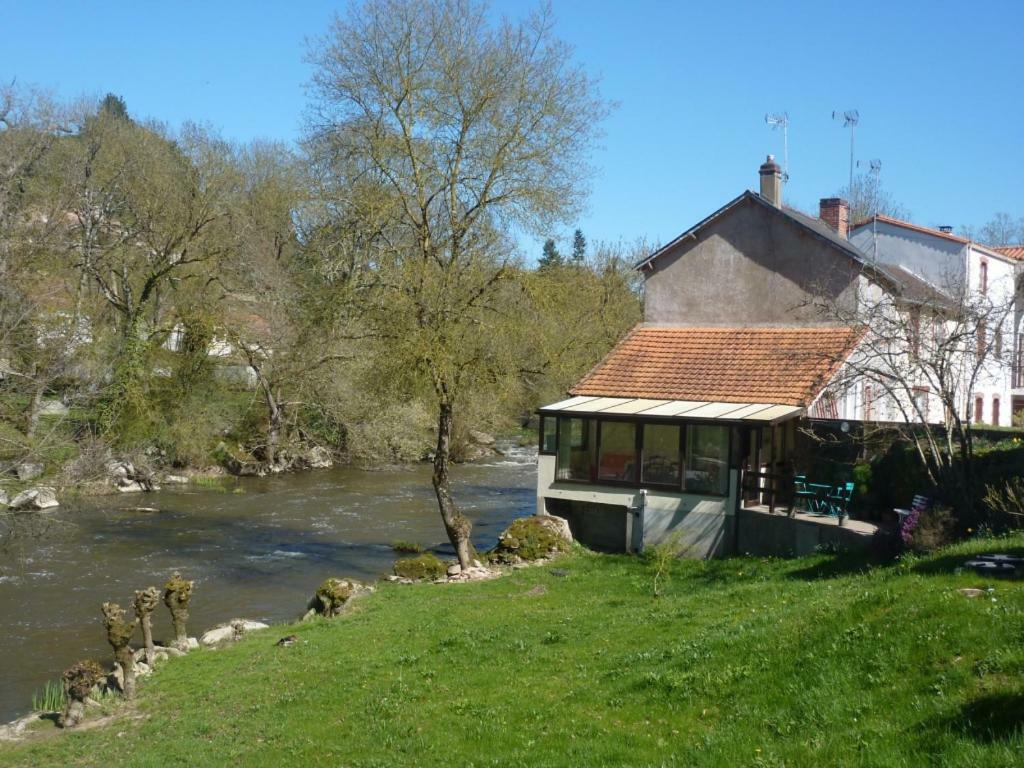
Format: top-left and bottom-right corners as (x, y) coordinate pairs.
(736, 503), (879, 557)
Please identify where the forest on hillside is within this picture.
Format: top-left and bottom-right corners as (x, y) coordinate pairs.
(0, 83), (642, 488)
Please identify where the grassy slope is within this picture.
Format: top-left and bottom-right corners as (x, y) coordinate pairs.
(2, 537), (1023, 767)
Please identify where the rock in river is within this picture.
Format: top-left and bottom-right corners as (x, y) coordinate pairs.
(8, 487), (59, 511)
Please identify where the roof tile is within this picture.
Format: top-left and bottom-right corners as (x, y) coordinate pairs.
(570, 326), (861, 407)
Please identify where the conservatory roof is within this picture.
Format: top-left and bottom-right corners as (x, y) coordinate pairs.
(539, 395), (803, 425)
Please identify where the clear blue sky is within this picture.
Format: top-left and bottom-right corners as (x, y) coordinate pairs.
(3, 0), (1022, 257)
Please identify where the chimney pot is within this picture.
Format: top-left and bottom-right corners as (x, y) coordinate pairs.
(819, 197), (850, 239)
(759, 154), (782, 208)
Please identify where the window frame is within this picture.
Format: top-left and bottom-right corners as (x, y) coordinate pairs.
(538, 414), (557, 455)
(550, 415), (731, 497)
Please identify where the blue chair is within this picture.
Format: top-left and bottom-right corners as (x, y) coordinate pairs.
(825, 482), (855, 518)
(793, 475), (819, 513)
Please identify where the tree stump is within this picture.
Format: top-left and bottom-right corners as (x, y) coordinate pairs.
(101, 602), (138, 699)
(163, 573), (194, 652)
(133, 586), (160, 665)
(58, 660), (104, 728)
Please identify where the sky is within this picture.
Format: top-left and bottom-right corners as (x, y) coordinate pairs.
(2, 0), (1022, 259)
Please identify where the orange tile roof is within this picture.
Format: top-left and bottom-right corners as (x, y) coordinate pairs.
(993, 245), (1024, 261)
(570, 326), (862, 407)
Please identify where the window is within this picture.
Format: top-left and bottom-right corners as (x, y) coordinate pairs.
(539, 415), (557, 455)
(974, 395), (984, 425)
(980, 259), (988, 295)
(556, 417), (594, 481)
(978, 318), (988, 359)
(684, 425), (729, 495)
(863, 382), (874, 421)
(993, 397), (1001, 426)
(641, 423), (681, 486)
(597, 421), (637, 483)
(995, 325), (1004, 360)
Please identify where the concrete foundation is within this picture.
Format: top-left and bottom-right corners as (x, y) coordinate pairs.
(735, 506), (878, 557)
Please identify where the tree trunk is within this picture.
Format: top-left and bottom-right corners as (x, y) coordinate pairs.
(59, 698), (85, 729)
(170, 606), (188, 651)
(25, 382), (44, 440)
(432, 400), (472, 569)
(133, 587), (160, 666)
(116, 646), (136, 700)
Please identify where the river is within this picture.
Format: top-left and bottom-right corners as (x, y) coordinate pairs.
(0, 444), (536, 723)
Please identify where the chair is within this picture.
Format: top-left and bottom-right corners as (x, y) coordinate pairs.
(825, 482), (855, 518)
(894, 495), (929, 527)
(793, 475), (819, 513)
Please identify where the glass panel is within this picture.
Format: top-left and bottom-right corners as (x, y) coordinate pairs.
(556, 417), (594, 481)
(685, 425), (729, 495)
(641, 423), (681, 486)
(598, 421), (636, 482)
(539, 415), (557, 454)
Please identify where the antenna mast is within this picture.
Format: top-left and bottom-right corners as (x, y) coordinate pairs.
(833, 109), (859, 195)
(765, 112), (790, 182)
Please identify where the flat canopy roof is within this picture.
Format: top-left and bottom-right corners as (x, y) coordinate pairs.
(539, 395), (803, 425)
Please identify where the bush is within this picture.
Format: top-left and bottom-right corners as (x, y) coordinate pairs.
(901, 505), (955, 554)
(982, 477), (1024, 532)
(489, 516), (571, 564)
(391, 540), (425, 554)
(393, 553), (446, 580)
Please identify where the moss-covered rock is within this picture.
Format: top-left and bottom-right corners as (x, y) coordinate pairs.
(489, 515), (572, 564)
(314, 578), (354, 617)
(393, 553), (446, 581)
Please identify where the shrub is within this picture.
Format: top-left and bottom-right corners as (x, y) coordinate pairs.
(489, 516), (571, 564)
(393, 553), (446, 580)
(901, 505), (955, 554)
(982, 477), (1024, 532)
(391, 540), (425, 554)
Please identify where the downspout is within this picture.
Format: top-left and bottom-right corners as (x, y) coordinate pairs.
(629, 489), (647, 554)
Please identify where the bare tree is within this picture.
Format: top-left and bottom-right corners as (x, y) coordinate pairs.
(978, 212), (1023, 247)
(836, 172), (910, 224)
(306, 0), (608, 567)
(808, 266), (1018, 527)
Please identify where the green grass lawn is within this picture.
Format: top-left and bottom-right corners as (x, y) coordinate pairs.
(2, 537), (1023, 767)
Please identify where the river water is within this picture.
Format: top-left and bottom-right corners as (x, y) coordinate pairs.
(0, 444), (536, 723)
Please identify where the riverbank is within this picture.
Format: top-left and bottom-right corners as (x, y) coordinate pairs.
(0, 452), (536, 725)
(2, 535), (1022, 766)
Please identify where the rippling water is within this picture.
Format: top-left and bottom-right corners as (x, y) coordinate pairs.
(0, 443), (536, 723)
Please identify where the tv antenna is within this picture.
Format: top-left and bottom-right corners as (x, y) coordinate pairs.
(764, 112), (790, 182)
(833, 109), (859, 195)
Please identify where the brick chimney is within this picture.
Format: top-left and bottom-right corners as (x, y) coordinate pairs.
(819, 197), (849, 238)
(759, 155), (782, 207)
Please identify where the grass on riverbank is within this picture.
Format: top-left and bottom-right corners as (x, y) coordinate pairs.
(2, 536), (1023, 767)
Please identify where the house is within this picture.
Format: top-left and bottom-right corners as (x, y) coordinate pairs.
(535, 156), (1022, 556)
(849, 216), (1022, 426)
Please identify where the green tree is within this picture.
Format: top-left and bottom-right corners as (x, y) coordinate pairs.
(572, 228), (586, 262)
(538, 238), (562, 269)
(307, 0), (608, 567)
(43, 109), (236, 440)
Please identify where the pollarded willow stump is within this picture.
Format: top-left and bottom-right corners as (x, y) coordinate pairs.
(133, 586), (160, 665)
(163, 573), (194, 652)
(59, 659), (104, 728)
(101, 602), (138, 700)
